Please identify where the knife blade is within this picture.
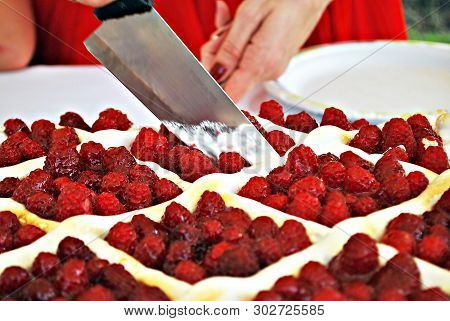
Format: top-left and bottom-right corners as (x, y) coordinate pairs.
(84, 0), (279, 166)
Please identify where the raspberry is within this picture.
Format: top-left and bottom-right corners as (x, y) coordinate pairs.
(173, 223), (201, 245)
(262, 193), (289, 211)
(351, 118), (370, 130)
(379, 173), (411, 205)
(92, 108), (132, 132)
(162, 202), (192, 229)
(21, 278), (58, 301)
(44, 146), (81, 179)
(13, 224), (45, 248)
(94, 192), (125, 216)
(349, 125), (382, 154)
(285, 145), (318, 177)
(342, 281), (373, 301)
(51, 176), (71, 196)
(329, 233), (378, 281)
(163, 240), (193, 274)
(55, 185), (94, 221)
(0, 266), (30, 295)
(255, 237), (282, 266)
(99, 264), (137, 300)
(12, 169), (53, 204)
(382, 230), (415, 254)
(0, 211), (20, 233)
(373, 158), (405, 182)
(238, 177), (271, 202)
(221, 226), (245, 243)
(160, 145), (190, 172)
(406, 171), (429, 197)
(76, 285), (115, 301)
(0, 143), (21, 167)
(26, 191), (55, 219)
(30, 120), (55, 151)
(106, 222), (138, 254)
(277, 220), (311, 255)
(159, 124), (184, 147)
(0, 177), (20, 197)
(51, 127), (80, 148)
(134, 235), (166, 268)
(424, 209), (448, 226)
(123, 182), (152, 210)
(344, 166), (380, 195)
(242, 110), (266, 135)
(313, 288), (347, 301)
(286, 192), (321, 222)
(383, 146), (410, 162)
(129, 284), (169, 301)
(417, 235), (448, 265)
(217, 245), (259, 277)
(319, 161), (346, 188)
(318, 153), (340, 168)
(267, 166), (293, 193)
(407, 114), (433, 131)
(340, 151), (373, 170)
(4, 118), (30, 136)
(0, 228), (13, 253)
(179, 149), (218, 182)
(253, 290), (282, 301)
(131, 128), (169, 162)
(194, 191), (226, 218)
(56, 258), (88, 297)
(76, 170), (101, 192)
(288, 176), (326, 200)
(5, 132), (28, 147)
(381, 118), (417, 160)
(199, 219), (223, 243)
(56, 237), (94, 261)
(371, 253), (420, 296)
(321, 191), (350, 227)
(218, 152), (248, 173)
(416, 136), (443, 159)
(351, 196), (379, 217)
(434, 190), (450, 213)
(217, 208), (252, 230)
(86, 258), (109, 282)
(31, 252), (60, 278)
(265, 130), (295, 156)
(19, 138), (46, 160)
(386, 213), (426, 240)
(428, 224), (448, 238)
(100, 172), (128, 196)
(376, 288), (407, 301)
(320, 107), (351, 130)
(272, 276), (299, 299)
(132, 214), (168, 241)
(59, 112), (91, 131)
(410, 288), (450, 301)
(173, 260), (206, 284)
(153, 178), (183, 203)
(259, 100), (285, 126)
(79, 142), (105, 172)
(128, 164), (158, 186)
(417, 146), (449, 174)
(103, 146), (137, 175)
(285, 112), (318, 133)
(300, 261), (337, 291)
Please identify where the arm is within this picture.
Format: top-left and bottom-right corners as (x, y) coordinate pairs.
(0, 0), (36, 71)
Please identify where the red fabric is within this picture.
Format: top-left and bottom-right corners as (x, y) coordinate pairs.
(32, 0), (407, 65)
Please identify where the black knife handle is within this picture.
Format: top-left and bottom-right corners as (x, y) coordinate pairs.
(94, 0), (153, 21)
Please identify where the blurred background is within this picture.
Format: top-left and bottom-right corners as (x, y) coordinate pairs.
(404, 0), (450, 43)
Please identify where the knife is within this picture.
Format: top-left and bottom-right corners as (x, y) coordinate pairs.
(84, 0), (279, 166)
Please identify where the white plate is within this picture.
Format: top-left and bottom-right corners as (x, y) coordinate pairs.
(265, 41), (450, 122)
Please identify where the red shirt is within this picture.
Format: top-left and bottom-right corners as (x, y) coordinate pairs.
(32, 0), (406, 65)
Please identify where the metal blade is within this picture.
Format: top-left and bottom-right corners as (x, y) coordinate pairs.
(84, 9), (279, 165)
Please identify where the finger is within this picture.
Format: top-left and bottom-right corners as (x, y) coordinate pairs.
(215, 0), (231, 28)
(223, 68), (259, 102)
(210, 0), (272, 82)
(201, 29), (228, 70)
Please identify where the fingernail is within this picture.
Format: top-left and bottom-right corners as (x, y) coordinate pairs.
(210, 63), (227, 81)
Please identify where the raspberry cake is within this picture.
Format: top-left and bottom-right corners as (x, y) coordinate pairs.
(0, 105), (448, 300)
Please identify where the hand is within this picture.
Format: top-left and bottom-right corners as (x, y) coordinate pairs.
(201, 0), (331, 101)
